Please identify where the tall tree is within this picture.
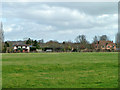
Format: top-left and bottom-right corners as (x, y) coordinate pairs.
(3, 42), (9, 53)
(33, 40), (40, 49)
(26, 38), (32, 45)
(33, 40), (38, 46)
(75, 35), (89, 50)
(93, 36), (98, 43)
(4, 42), (9, 47)
(75, 35), (88, 44)
(38, 39), (44, 43)
(100, 35), (109, 41)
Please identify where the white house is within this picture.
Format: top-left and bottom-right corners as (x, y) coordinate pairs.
(13, 45), (30, 53)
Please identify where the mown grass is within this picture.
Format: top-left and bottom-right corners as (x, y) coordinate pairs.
(2, 52), (118, 88)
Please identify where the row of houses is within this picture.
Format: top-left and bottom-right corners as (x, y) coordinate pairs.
(13, 45), (30, 53)
(12, 40), (119, 53)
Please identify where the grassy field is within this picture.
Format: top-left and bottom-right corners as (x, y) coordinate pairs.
(2, 52), (118, 88)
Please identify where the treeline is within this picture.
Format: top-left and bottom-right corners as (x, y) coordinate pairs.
(30, 35), (111, 52)
(2, 34), (119, 53)
(3, 35), (113, 52)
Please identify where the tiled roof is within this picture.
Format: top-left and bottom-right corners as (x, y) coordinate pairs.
(14, 44), (28, 46)
(97, 40), (115, 45)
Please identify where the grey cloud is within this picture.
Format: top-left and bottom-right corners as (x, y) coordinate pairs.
(2, 2), (118, 42)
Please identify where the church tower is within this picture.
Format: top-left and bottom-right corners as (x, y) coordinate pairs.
(0, 22), (4, 43)
(0, 22), (4, 52)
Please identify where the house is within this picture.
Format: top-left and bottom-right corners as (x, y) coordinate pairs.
(46, 49), (53, 52)
(36, 49), (42, 53)
(13, 45), (30, 53)
(94, 40), (117, 51)
(43, 47), (53, 52)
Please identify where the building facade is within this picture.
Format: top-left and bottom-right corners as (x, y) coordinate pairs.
(94, 40), (117, 51)
(13, 45), (30, 53)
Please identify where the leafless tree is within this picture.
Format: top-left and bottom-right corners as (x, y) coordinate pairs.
(93, 36), (98, 43)
(75, 35), (88, 44)
(100, 35), (109, 41)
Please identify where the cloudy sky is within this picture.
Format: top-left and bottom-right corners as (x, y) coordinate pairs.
(2, 2), (118, 42)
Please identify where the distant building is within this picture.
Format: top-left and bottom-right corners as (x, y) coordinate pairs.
(13, 45), (30, 53)
(46, 49), (53, 52)
(94, 40), (117, 51)
(36, 49), (42, 53)
(43, 47), (53, 52)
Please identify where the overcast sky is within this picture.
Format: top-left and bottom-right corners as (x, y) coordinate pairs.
(2, 2), (118, 42)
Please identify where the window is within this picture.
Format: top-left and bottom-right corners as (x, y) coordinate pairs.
(23, 46), (25, 48)
(96, 46), (97, 48)
(113, 45), (114, 48)
(18, 46), (21, 48)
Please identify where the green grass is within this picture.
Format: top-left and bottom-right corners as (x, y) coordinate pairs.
(2, 52), (118, 88)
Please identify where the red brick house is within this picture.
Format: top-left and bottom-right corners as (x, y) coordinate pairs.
(93, 41), (117, 51)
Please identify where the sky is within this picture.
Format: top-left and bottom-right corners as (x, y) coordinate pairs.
(2, 2), (118, 43)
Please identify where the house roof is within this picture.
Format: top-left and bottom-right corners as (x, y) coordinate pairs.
(96, 40), (115, 46)
(7, 41), (25, 45)
(14, 44), (29, 46)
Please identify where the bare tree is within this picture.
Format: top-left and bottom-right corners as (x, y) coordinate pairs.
(93, 36), (98, 43)
(38, 39), (44, 44)
(100, 35), (109, 41)
(75, 35), (88, 44)
(75, 35), (89, 50)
